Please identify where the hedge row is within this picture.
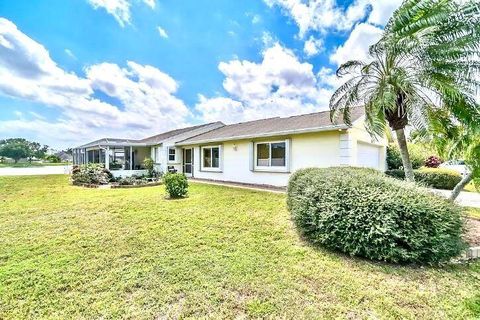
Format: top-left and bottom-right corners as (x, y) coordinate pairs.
(385, 168), (462, 190)
(287, 167), (465, 264)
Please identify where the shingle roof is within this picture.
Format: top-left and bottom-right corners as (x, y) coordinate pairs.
(178, 107), (364, 145)
(74, 122), (224, 149)
(139, 122), (223, 144)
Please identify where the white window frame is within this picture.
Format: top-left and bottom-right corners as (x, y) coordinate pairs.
(168, 147), (176, 163)
(254, 140), (289, 172)
(200, 145), (222, 172)
(152, 147), (156, 163)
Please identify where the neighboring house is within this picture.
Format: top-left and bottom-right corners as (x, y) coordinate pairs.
(72, 108), (387, 186)
(54, 151), (73, 162)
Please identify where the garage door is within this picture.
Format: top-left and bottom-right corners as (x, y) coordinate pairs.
(357, 142), (381, 169)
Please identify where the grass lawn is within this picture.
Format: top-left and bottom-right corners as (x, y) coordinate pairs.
(0, 175), (479, 319)
(465, 182), (479, 193)
(0, 162), (69, 168)
(467, 207), (480, 220)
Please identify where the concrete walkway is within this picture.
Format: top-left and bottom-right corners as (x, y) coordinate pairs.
(432, 189), (480, 208)
(0, 165), (71, 176)
(190, 178), (286, 194)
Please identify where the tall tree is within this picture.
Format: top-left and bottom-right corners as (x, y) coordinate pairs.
(27, 141), (49, 163)
(0, 138), (49, 163)
(330, 0), (480, 181)
(0, 139), (30, 163)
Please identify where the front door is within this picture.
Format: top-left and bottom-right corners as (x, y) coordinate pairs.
(183, 148), (193, 177)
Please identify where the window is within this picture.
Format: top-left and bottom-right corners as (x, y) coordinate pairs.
(202, 146), (220, 169)
(255, 141), (286, 167)
(168, 148), (176, 162)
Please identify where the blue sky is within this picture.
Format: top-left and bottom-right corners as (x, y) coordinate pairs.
(0, 0), (401, 148)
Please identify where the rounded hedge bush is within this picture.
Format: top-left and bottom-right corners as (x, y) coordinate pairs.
(385, 168), (462, 190)
(164, 172), (188, 198)
(287, 167), (465, 264)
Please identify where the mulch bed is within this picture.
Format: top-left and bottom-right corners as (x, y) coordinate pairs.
(465, 218), (480, 247)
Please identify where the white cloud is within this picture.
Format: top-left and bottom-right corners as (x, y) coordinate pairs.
(64, 48), (76, 59)
(195, 95), (246, 124)
(157, 26), (168, 38)
(143, 0), (156, 9)
(87, 0), (156, 27)
(196, 43), (335, 123)
(329, 23), (383, 65)
(264, 0), (402, 37)
(87, 0), (131, 27)
(252, 14), (261, 24)
(303, 36), (323, 57)
(0, 18), (190, 148)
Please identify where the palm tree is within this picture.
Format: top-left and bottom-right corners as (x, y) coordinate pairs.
(429, 109), (479, 201)
(330, 0), (480, 182)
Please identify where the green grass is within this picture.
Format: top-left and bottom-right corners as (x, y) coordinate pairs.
(467, 207), (480, 220)
(0, 162), (69, 168)
(464, 182), (479, 193)
(0, 175), (479, 319)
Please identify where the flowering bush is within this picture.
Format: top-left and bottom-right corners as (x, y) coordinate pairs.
(71, 164), (113, 185)
(424, 155), (442, 168)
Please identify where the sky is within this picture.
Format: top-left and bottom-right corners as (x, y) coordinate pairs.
(0, 0), (403, 149)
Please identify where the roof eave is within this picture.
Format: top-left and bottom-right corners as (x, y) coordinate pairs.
(176, 124), (349, 146)
(74, 142), (148, 149)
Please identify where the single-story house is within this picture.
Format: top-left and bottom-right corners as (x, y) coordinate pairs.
(72, 108), (387, 187)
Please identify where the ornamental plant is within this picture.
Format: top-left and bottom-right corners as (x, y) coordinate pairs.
(164, 172), (188, 198)
(424, 156), (442, 168)
(287, 167), (465, 264)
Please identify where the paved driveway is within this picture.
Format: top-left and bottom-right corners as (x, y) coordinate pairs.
(0, 165), (71, 176)
(432, 189), (480, 208)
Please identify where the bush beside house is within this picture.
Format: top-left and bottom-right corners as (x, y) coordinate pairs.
(164, 173), (188, 198)
(287, 167), (465, 264)
(71, 164), (113, 185)
(386, 168), (462, 190)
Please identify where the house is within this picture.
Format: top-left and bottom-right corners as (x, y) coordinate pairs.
(72, 108), (387, 186)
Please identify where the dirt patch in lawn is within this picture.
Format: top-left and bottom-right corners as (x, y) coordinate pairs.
(465, 218), (480, 246)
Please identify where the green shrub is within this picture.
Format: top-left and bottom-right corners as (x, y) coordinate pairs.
(71, 164), (113, 185)
(45, 154), (61, 163)
(386, 143), (432, 170)
(385, 168), (462, 190)
(143, 158), (155, 177)
(287, 167), (465, 264)
(164, 173), (188, 198)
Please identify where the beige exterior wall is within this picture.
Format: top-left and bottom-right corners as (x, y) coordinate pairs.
(184, 130), (343, 187)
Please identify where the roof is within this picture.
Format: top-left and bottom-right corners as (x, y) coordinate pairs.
(139, 122), (223, 144)
(178, 107), (364, 145)
(74, 122), (224, 149)
(75, 138), (144, 149)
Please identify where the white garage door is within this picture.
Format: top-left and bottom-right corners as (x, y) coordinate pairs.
(357, 142), (381, 169)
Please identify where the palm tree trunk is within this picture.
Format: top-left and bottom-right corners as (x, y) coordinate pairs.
(395, 128), (415, 182)
(449, 171), (473, 201)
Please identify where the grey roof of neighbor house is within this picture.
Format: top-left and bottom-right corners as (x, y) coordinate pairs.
(74, 122), (224, 149)
(177, 107), (365, 145)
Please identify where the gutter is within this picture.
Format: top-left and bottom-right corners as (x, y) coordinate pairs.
(176, 124), (349, 146)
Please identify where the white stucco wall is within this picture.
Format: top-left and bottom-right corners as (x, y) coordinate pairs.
(149, 122), (224, 174)
(348, 116), (388, 171)
(184, 130), (343, 187)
